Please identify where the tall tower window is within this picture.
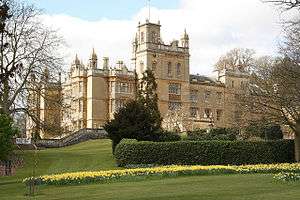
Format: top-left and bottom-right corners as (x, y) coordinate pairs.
(176, 63), (181, 76)
(216, 110), (222, 121)
(141, 32), (145, 43)
(151, 31), (157, 43)
(167, 62), (172, 77)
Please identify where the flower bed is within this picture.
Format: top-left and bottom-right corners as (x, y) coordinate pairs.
(273, 172), (300, 182)
(23, 163), (300, 186)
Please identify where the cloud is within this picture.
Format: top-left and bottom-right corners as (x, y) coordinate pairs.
(41, 0), (284, 75)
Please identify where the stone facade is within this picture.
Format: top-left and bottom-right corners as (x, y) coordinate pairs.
(26, 20), (249, 138)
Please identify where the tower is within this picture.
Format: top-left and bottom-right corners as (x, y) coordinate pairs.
(181, 29), (189, 48)
(132, 20), (190, 119)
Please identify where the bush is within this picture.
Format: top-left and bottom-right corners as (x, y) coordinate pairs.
(243, 123), (283, 140)
(264, 125), (283, 140)
(115, 139), (294, 166)
(187, 128), (238, 141)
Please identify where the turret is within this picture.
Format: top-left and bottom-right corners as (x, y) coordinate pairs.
(72, 54), (81, 68)
(181, 28), (189, 48)
(89, 48), (98, 69)
(103, 57), (109, 70)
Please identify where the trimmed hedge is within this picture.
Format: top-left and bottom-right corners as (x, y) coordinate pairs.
(115, 139), (295, 166)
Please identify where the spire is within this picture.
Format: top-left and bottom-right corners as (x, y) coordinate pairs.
(74, 54), (80, 65)
(91, 48), (97, 60)
(183, 28), (189, 39)
(89, 48), (98, 69)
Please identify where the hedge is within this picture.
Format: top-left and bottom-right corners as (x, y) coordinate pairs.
(115, 139), (295, 166)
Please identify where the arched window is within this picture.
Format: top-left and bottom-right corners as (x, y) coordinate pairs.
(140, 61), (144, 71)
(167, 62), (172, 77)
(176, 63), (181, 76)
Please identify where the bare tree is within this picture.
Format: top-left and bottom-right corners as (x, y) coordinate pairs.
(241, 53), (300, 161)
(263, 0), (300, 10)
(0, 0), (63, 117)
(162, 109), (193, 132)
(214, 48), (255, 72)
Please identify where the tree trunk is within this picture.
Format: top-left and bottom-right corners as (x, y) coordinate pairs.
(295, 122), (300, 162)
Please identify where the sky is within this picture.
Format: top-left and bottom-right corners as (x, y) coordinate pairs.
(27, 0), (285, 75)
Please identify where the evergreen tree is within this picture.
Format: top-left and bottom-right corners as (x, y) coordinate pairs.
(137, 69), (162, 130)
(104, 69), (162, 153)
(0, 113), (18, 161)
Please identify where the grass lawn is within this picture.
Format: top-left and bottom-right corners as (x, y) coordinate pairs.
(0, 139), (299, 200)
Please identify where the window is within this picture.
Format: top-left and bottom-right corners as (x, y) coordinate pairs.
(116, 82), (130, 93)
(204, 108), (211, 118)
(141, 32), (144, 43)
(78, 100), (82, 113)
(234, 110), (241, 120)
(176, 63), (181, 76)
(216, 92), (222, 103)
(152, 61), (157, 72)
(116, 99), (126, 111)
(167, 62), (172, 77)
(190, 107), (198, 118)
(216, 110), (222, 121)
(79, 82), (83, 93)
(140, 61), (144, 72)
(204, 90), (211, 102)
(231, 80), (235, 88)
(151, 31), (157, 43)
(241, 81), (247, 89)
(169, 83), (181, 95)
(190, 90), (198, 102)
(168, 102), (182, 111)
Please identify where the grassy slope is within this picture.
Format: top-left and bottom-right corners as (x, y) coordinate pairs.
(0, 139), (300, 200)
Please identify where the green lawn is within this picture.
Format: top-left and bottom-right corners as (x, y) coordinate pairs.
(0, 139), (299, 200)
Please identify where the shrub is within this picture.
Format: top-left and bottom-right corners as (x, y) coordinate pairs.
(264, 125), (283, 140)
(243, 123), (283, 140)
(115, 139), (294, 166)
(187, 128), (238, 141)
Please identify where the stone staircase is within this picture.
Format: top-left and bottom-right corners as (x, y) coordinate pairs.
(35, 128), (108, 148)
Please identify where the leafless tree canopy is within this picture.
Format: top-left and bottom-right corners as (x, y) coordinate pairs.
(264, 0), (300, 10)
(0, 0), (63, 116)
(214, 48), (255, 72)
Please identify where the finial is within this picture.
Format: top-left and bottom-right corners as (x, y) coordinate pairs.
(75, 54), (80, 64)
(147, 0), (151, 21)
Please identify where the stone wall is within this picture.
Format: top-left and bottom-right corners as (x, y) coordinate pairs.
(35, 128), (108, 148)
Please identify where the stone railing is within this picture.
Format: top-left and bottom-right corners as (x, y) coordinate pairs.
(35, 128), (108, 148)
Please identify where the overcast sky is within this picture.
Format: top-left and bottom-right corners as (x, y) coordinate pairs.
(28, 0), (285, 75)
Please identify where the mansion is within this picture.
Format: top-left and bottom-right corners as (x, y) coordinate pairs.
(26, 20), (249, 139)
